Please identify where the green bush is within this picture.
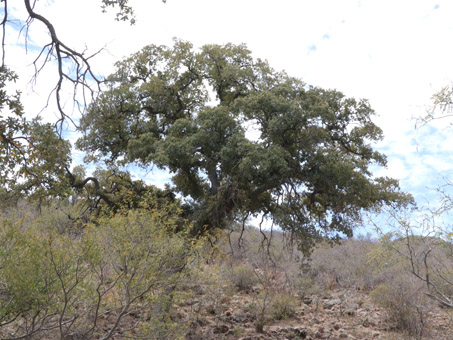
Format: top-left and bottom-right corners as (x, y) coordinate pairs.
(270, 293), (296, 320)
(0, 207), (191, 340)
(246, 291), (270, 333)
(293, 274), (320, 297)
(229, 263), (258, 291)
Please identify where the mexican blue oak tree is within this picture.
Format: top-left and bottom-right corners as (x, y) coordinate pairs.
(77, 41), (411, 252)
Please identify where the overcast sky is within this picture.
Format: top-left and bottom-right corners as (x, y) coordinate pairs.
(6, 0), (453, 214)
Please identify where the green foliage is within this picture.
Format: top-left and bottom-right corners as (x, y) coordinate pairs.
(78, 40), (412, 252)
(101, 0), (167, 24)
(0, 67), (72, 201)
(247, 290), (270, 334)
(229, 263), (258, 291)
(69, 165), (189, 221)
(0, 207), (191, 339)
(269, 293), (296, 320)
(417, 85), (453, 128)
(0, 217), (88, 338)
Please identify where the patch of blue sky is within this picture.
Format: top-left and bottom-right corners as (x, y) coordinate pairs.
(362, 120), (453, 236)
(5, 14), (45, 51)
(308, 44), (317, 53)
(125, 163), (172, 189)
(9, 39), (44, 54)
(377, 142), (452, 202)
(68, 146), (173, 190)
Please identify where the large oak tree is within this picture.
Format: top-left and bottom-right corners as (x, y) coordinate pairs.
(78, 41), (411, 250)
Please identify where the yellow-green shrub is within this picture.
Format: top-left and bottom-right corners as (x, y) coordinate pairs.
(0, 207), (191, 340)
(228, 263), (258, 291)
(270, 293), (296, 320)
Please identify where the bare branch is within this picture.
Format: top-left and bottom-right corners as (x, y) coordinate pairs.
(21, 0), (103, 132)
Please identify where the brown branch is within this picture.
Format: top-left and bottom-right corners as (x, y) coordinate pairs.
(23, 0), (102, 132)
(0, 0), (7, 67)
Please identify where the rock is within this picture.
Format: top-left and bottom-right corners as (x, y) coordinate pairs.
(312, 317), (321, 324)
(323, 299), (342, 309)
(278, 326), (308, 339)
(295, 328), (307, 339)
(213, 324), (229, 334)
(303, 297), (313, 305)
(345, 309), (355, 316)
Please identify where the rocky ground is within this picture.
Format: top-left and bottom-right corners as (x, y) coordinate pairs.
(183, 286), (453, 340)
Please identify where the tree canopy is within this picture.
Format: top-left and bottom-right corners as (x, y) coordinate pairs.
(0, 2), (412, 251)
(77, 40), (411, 250)
(0, 67), (72, 202)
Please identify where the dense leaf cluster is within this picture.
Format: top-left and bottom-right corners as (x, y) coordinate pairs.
(0, 67), (71, 201)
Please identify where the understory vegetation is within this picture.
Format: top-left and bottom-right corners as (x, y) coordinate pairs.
(0, 201), (191, 339)
(0, 200), (452, 340)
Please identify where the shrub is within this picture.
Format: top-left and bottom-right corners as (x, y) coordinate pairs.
(246, 291), (270, 333)
(229, 263), (258, 291)
(370, 275), (429, 339)
(292, 273), (320, 297)
(308, 237), (380, 291)
(270, 293), (297, 320)
(0, 208), (191, 340)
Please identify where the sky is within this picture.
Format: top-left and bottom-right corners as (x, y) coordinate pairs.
(5, 0), (453, 230)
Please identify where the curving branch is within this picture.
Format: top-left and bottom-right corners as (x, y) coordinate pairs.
(0, 1), (105, 135)
(66, 167), (114, 208)
(23, 0), (102, 132)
